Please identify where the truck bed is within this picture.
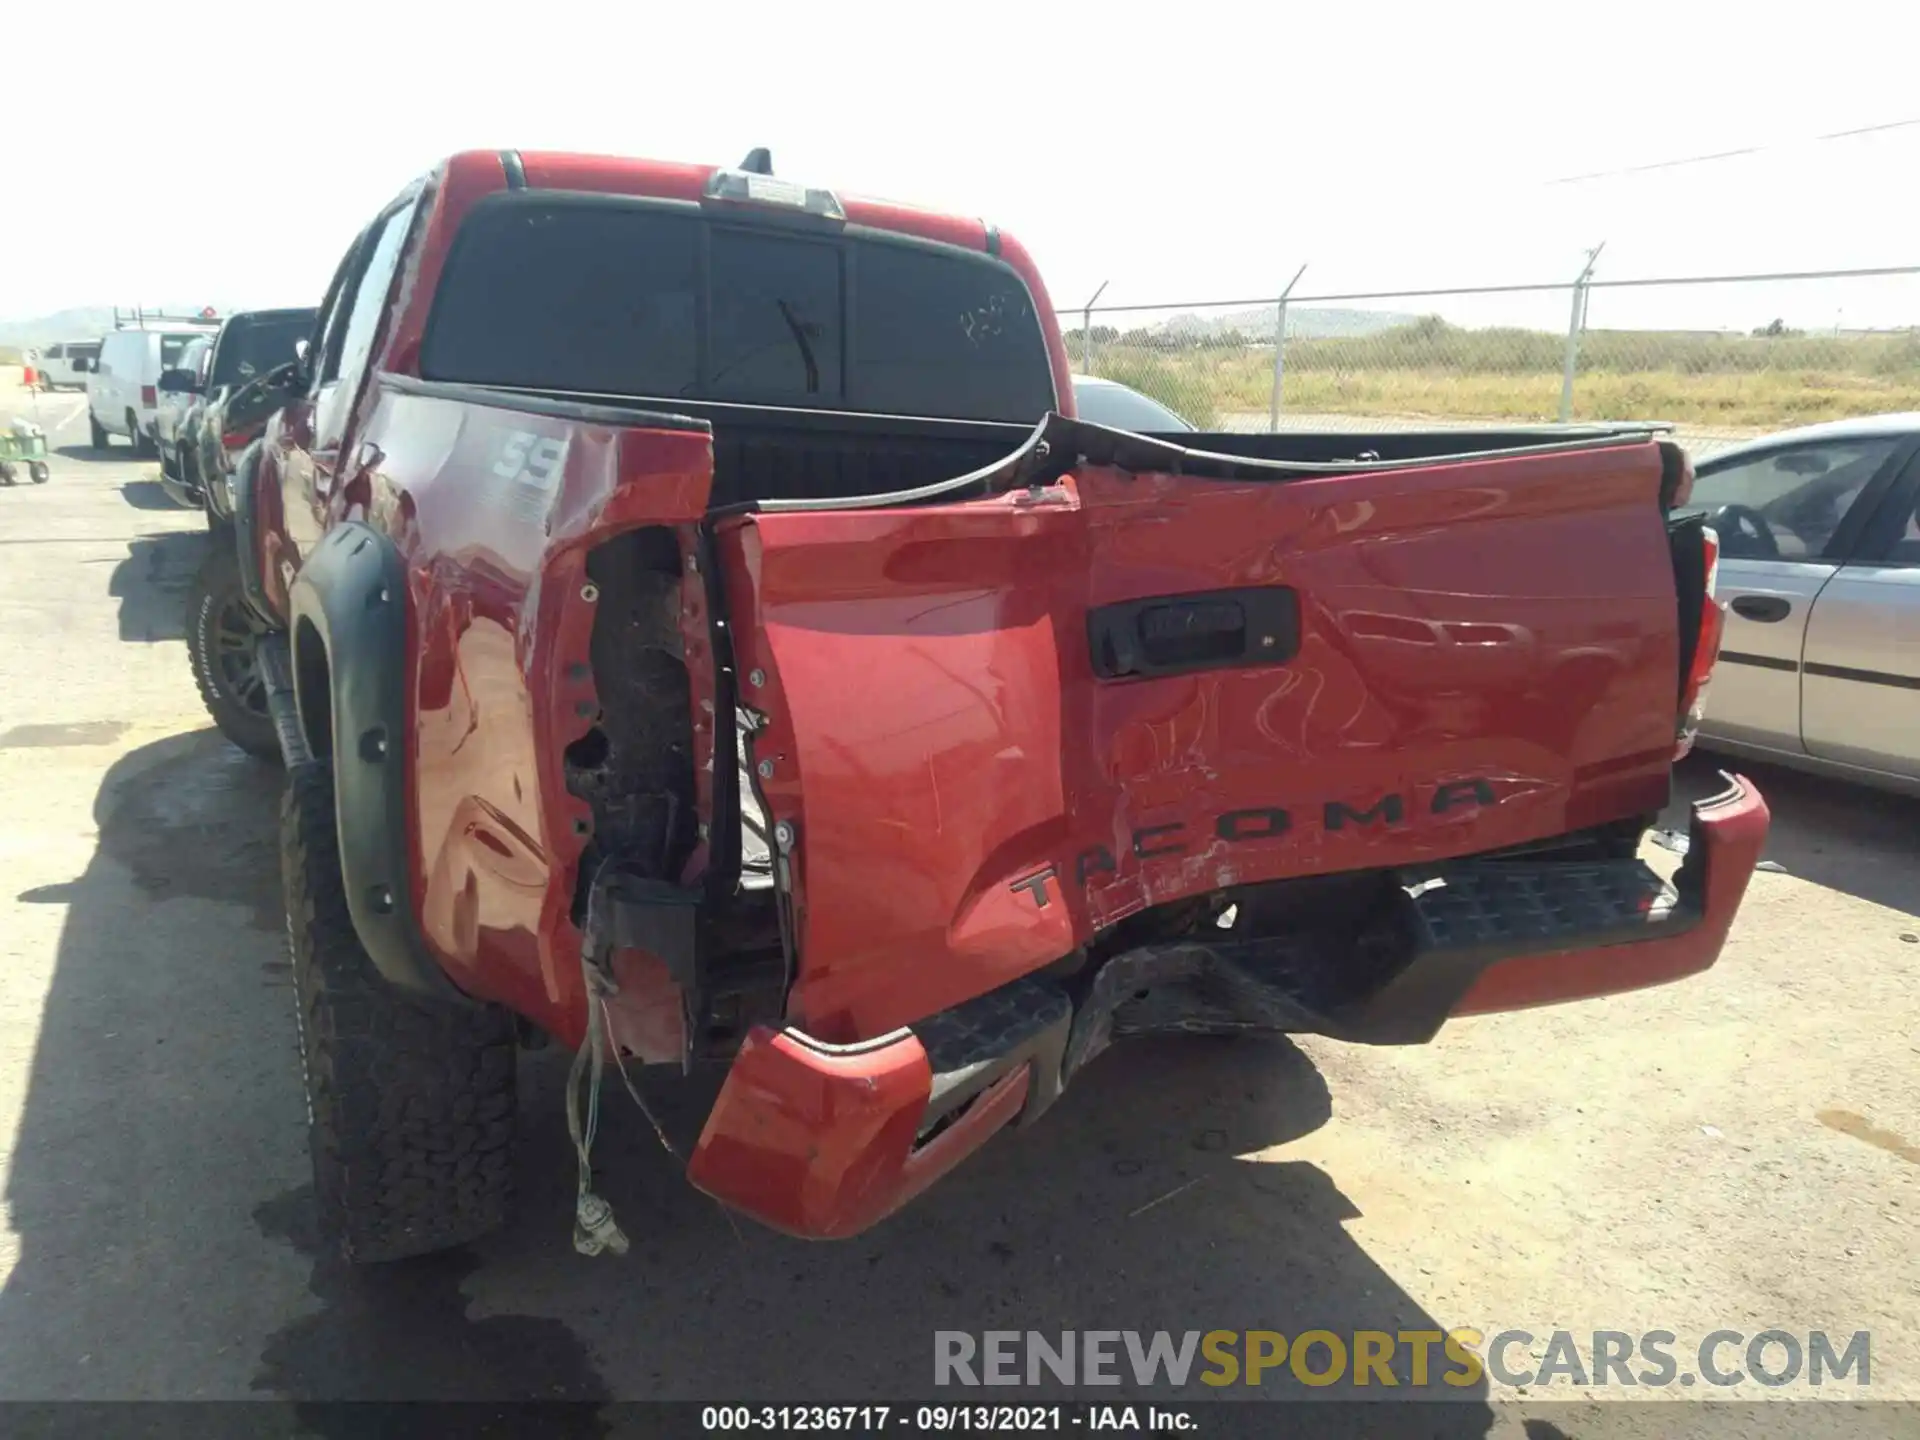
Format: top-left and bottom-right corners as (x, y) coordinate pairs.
(423, 380), (1673, 511)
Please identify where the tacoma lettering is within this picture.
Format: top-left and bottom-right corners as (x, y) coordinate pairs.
(1014, 779), (1496, 907)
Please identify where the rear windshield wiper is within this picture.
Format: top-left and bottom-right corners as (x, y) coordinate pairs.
(775, 299), (820, 395)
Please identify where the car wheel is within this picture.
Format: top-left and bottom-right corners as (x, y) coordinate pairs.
(29, 462), (49, 485)
(281, 760), (518, 1263)
(89, 412), (109, 449)
(131, 410), (157, 458)
(188, 545), (282, 762)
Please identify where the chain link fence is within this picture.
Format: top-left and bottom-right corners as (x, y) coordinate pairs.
(1064, 266), (1920, 458)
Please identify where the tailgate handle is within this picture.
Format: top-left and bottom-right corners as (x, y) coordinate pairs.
(1089, 586), (1301, 680)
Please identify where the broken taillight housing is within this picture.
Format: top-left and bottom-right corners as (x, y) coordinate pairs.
(1670, 449), (1696, 509)
(1675, 525), (1723, 759)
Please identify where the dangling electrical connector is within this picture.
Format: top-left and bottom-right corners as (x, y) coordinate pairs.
(564, 850), (744, 1255)
(566, 889), (630, 1258)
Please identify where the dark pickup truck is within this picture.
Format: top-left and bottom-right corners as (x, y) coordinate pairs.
(198, 148), (1767, 1263)
(157, 307), (317, 513)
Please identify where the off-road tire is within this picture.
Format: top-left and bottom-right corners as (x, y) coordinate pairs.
(88, 411), (109, 449)
(282, 760), (518, 1263)
(188, 545), (281, 762)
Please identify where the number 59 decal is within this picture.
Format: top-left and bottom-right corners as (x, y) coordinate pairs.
(493, 430), (570, 493)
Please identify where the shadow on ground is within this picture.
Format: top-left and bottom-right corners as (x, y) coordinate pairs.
(54, 442), (144, 464)
(118, 479), (183, 511)
(106, 530), (205, 643)
(0, 731), (1492, 1435)
(1672, 750), (1920, 916)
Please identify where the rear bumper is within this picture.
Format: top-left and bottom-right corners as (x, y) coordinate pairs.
(156, 456), (200, 509)
(203, 454), (236, 523)
(689, 774), (1768, 1239)
(1445, 772), (1768, 1016)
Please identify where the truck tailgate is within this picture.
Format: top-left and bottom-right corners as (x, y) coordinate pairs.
(715, 439), (1683, 1042)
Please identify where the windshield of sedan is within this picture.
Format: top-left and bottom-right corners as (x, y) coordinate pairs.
(1684, 437), (1902, 559)
(1073, 379), (1196, 432)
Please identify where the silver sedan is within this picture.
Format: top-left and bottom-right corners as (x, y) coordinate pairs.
(1685, 412), (1920, 795)
(1070, 374), (1197, 432)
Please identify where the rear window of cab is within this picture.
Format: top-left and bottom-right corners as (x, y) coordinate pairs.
(419, 196), (1058, 424)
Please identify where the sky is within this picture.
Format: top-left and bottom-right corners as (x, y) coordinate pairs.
(4, 0), (1918, 335)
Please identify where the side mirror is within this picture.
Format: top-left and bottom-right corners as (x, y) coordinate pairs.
(294, 338), (310, 364)
(157, 368), (198, 394)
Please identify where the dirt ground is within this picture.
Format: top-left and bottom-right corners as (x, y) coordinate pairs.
(0, 396), (1915, 1429)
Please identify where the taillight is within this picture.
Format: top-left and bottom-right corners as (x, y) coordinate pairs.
(1675, 526), (1723, 759)
(140, 384), (157, 408)
(221, 427), (251, 449)
(1671, 450), (1696, 509)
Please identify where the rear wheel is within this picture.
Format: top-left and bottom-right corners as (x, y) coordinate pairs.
(281, 760), (518, 1263)
(29, 462), (49, 485)
(88, 411), (108, 449)
(188, 545), (280, 761)
(130, 410), (157, 458)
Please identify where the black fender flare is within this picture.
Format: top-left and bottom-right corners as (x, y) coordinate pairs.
(227, 441), (276, 622)
(290, 522), (475, 1008)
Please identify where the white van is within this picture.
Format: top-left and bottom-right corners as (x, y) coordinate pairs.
(36, 341), (104, 391)
(87, 327), (218, 452)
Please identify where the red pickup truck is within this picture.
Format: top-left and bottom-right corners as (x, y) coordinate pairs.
(199, 148), (1768, 1263)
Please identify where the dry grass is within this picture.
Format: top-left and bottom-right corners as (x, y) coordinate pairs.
(1280, 368), (1920, 427)
(1089, 320), (1920, 429)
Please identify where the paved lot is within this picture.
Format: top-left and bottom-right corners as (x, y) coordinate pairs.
(0, 400), (1916, 1424)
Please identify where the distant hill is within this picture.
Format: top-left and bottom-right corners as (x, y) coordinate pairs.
(0, 308), (117, 349)
(1149, 306), (1422, 341)
(0, 305), (239, 349)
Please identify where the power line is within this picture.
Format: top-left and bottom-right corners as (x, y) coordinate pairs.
(1817, 116), (1920, 141)
(1544, 116), (1920, 186)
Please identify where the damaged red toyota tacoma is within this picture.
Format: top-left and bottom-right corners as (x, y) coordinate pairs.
(207, 148), (1769, 1263)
